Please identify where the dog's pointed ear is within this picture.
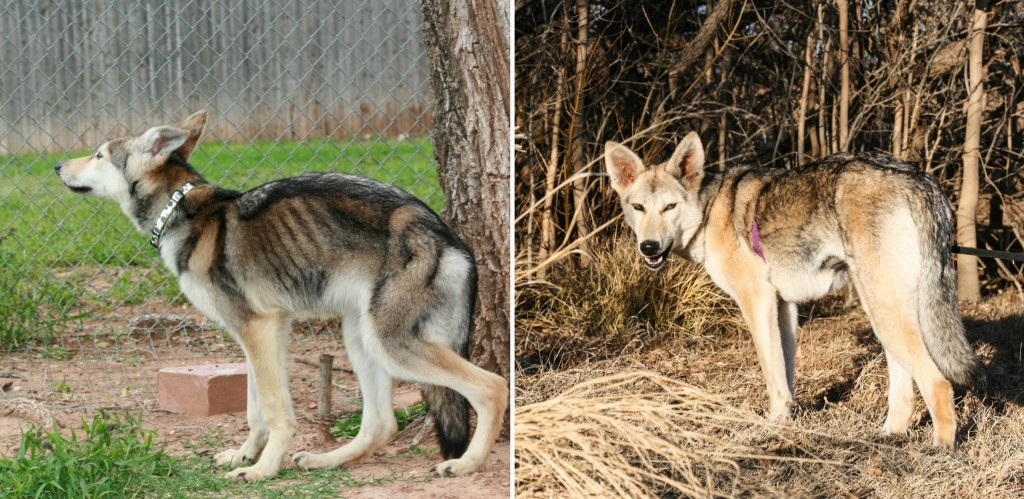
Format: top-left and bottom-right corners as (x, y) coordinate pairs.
(175, 110), (208, 160)
(135, 126), (190, 159)
(666, 132), (705, 189)
(605, 141), (645, 195)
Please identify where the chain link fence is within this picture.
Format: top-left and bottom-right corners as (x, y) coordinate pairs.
(0, 0), (438, 414)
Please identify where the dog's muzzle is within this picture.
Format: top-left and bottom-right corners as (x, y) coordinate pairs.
(639, 240), (672, 270)
(55, 161), (92, 193)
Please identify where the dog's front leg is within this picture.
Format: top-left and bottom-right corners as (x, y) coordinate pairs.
(223, 312), (296, 482)
(215, 362), (269, 467)
(736, 286), (794, 420)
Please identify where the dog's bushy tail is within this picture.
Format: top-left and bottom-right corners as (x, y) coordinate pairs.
(422, 245), (476, 459)
(422, 384), (471, 458)
(915, 184), (982, 387)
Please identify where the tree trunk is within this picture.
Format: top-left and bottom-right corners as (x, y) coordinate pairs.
(956, 1), (987, 303)
(569, 0), (592, 262)
(797, 4), (821, 166)
(892, 100), (904, 158)
(837, 0), (850, 151)
(668, 0), (736, 78)
(421, 0), (510, 379)
(538, 26), (568, 280)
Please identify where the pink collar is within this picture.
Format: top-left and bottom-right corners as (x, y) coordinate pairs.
(752, 201), (765, 259)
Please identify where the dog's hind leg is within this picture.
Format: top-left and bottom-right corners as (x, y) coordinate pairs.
(778, 299), (799, 396)
(881, 350), (916, 435)
(214, 362), (269, 467)
(850, 262), (956, 447)
(224, 312), (297, 481)
(857, 284), (954, 446)
(849, 209), (956, 447)
(292, 315), (399, 470)
(380, 338), (508, 477)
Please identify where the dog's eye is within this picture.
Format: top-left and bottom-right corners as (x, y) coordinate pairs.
(664, 203), (677, 211)
(632, 203), (644, 212)
(95, 152), (104, 159)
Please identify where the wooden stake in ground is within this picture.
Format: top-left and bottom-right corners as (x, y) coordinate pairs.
(317, 354), (334, 443)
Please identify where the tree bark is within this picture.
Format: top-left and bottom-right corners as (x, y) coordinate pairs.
(421, 0), (511, 379)
(957, 2), (986, 303)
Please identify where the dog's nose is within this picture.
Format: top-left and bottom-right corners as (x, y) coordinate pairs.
(639, 240), (661, 257)
(54, 161), (63, 173)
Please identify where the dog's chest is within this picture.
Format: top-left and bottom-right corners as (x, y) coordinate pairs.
(176, 272), (229, 326)
(158, 234), (229, 326)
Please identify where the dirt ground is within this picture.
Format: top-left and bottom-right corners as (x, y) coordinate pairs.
(0, 313), (510, 497)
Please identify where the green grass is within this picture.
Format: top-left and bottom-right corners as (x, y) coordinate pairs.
(0, 246), (83, 352)
(0, 412), (415, 498)
(0, 137), (439, 350)
(332, 400), (429, 439)
(0, 413), (177, 498)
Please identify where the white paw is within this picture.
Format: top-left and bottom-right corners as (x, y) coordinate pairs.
(432, 457), (483, 477)
(881, 424), (909, 437)
(214, 448), (255, 468)
(767, 402), (793, 422)
(225, 464), (274, 482)
(291, 450), (317, 470)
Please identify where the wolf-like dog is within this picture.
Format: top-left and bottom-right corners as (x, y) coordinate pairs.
(604, 132), (978, 447)
(56, 111), (508, 481)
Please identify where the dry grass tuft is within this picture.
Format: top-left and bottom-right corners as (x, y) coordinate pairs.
(515, 371), (835, 498)
(516, 236), (741, 371)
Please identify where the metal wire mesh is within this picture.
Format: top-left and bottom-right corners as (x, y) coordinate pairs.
(0, 1), (436, 413)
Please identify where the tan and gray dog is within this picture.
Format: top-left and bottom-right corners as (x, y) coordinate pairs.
(56, 111), (508, 481)
(605, 132), (978, 447)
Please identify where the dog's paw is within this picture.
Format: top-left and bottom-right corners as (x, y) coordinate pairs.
(291, 450), (317, 470)
(214, 448), (254, 468)
(432, 457), (482, 477)
(225, 465), (273, 482)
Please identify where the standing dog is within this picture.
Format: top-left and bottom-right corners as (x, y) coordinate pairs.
(604, 132), (978, 446)
(56, 111), (508, 480)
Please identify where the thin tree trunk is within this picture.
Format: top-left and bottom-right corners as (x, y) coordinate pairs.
(956, 1), (987, 302)
(538, 26), (569, 280)
(716, 41), (731, 171)
(797, 5), (820, 165)
(837, 0), (850, 151)
(892, 101), (904, 158)
(421, 0), (511, 379)
(818, 32), (831, 156)
(569, 0), (592, 263)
